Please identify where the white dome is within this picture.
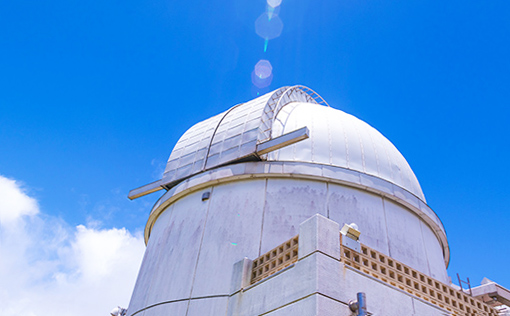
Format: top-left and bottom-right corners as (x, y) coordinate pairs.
(269, 101), (425, 201)
(160, 86), (425, 202)
(127, 86), (451, 316)
(133, 85), (447, 268)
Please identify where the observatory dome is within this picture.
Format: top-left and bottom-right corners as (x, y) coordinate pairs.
(161, 86), (425, 202)
(126, 86), (451, 316)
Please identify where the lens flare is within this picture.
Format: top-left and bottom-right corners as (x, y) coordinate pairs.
(267, 0), (282, 8)
(252, 70), (273, 89)
(251, 1), (284, 91)
(254, 60), (272, 79)
(255, 13), (283, 41)
(267, 5), (281, 20)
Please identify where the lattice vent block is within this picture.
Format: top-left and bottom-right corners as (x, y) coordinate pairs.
(251, 235), (299, 284)
(340, 236), (498, 316)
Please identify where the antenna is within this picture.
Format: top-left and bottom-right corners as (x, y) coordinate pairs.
(457, 273), (473, 296)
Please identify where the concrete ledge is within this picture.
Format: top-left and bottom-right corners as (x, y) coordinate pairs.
(298, 214), (340, 260)
(264, 294), (352, 316)
(227, 253), (319, 316)
(230, 258), (253, 294)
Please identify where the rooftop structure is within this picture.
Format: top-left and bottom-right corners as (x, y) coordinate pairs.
(125, 86), (508, 316)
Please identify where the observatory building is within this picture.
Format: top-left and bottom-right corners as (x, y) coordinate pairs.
(125, 86), (509, 316)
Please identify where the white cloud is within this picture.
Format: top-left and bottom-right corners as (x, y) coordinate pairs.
(0, 175), (145, 316)
(0, 176), (39, 224)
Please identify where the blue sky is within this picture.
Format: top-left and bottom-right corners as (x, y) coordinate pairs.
(1, 0), (509, 314)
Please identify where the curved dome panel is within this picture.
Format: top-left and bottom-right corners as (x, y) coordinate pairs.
(161, 86), (327, 186)
(160, 86), (424, 202)
(269, 102), (425, 201)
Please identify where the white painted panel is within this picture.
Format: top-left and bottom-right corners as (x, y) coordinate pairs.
(191, 180), (267, 297)
(315, 294), (353, 316)
(385, 139), (406, 189)
(212, 130), (226, 143)
(333, 264), (416, 316)
(359, 173), (394, 196)
(371, 129), (394, 183)
(125, 243), (158, 315)
(227, 253), (318, 316)
(187, 297), (229, 316)
(140, 300), (188, 316)
(242, 128), (258, 142)
(308, 106), (330, 165)
(282, 161), (322, 178)
(191, 159), (204, 174)
(127, 205), (174, 314)
(397, 154), (415, 196)
(178, 152), (196, 167)
(329, 110), (348, 168)
(225, 123), (244, 138)
(327, 184), (390, 255)
(419, 221), (448, 283)
(342, 113), (364, 172)
(411, 297), (448, 316)
(195, 148), (207, 160)
(163, 112), (224, 182)
(182, 141), (200, 156)
(260, 178), (327, 254)
(168, 149), (182, 162)
(220, 145), (241, 162)
(263, 295), (318, 316)
(271, 104), (309, 162)
(143, 189), (211, 306)
(175, 163), (192, 179)
(293, 137), (313, 163)
(322, 165), (361, 185)
(357, 119), (379, 176)
(205, 154), (219, 169)
(393, 185), (421, 210)
(383, 198), (431, 276)
(289, 105), (314, 163)
(244, 118), (260, 132)
(419, 202), (443, 233)
(239, 140), (257, 156)
(271, 102), (295, 139)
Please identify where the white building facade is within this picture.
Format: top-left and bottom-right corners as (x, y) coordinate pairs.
(125, 86), (499, 316)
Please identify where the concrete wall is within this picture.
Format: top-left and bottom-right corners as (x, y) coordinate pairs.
(128, 214), (450, 316)
(127, 177), (448, 315)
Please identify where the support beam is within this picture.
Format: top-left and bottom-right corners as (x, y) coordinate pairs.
(256, 127), (309, 156)
(128, 180), (164, 200)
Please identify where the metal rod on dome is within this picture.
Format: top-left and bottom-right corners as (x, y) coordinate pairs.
(128, 179), (164, 200)
(128, 126), (310, 200)
(256, 126), (309, 156)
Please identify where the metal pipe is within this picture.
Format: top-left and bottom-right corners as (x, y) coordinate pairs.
(357, 292), (367, 316)
(348, 292), (367, 316)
